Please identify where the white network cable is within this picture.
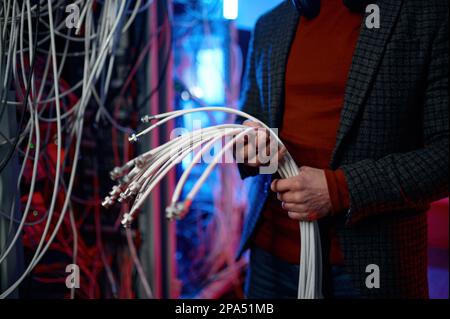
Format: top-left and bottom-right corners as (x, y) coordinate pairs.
(0, 0), (143, 299)
(104, 107), (323, 299)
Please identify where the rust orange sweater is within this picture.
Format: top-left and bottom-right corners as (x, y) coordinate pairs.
(253, 0), (362, 265)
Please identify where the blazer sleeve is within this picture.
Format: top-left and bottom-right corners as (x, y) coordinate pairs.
(237, 19), (264, 180)
(340, 17), (449, 225)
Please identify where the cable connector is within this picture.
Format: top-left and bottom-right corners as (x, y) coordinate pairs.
(165, 204), (178, 220)
(121, 213), (133, 227)
(134, 156), (146, 169)
(128, 182), (141, 196)
(102, 196), (115, 208)
(117, 182), (140, 203)
(165, 200), (192, 220)
(129, 134), (138, 143)
(141, 115), (156, 123)
(110, 167), (123, 181)
(119, 190), (130, 202)
(109, 185), (122, 197)
(121, 175), (130, 184)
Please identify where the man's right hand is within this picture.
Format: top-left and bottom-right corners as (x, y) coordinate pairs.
(234, 120), (287, 168)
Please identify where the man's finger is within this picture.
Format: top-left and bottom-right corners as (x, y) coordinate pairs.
(281, 202), (308, 213)
(287, 211), (319, 222)
(255, 128), (269, 156)
(271, 176), (299, 192)
(234, 129), (257, 160)
(287, 211), (311, 221)
(243, 120), (263, 128)
(277, 191), (306, 203)
(243, 143), (261, 166)
(277, 147), (287, 161)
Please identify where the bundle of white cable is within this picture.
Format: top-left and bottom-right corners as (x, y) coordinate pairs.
(104, 107), (323, 299)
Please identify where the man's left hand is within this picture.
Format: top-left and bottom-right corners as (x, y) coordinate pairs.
(271, 166), (332, 222)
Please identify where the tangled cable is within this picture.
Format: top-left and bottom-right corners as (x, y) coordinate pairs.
(0, 0), (151, 299)
(104, 106), (323, 299)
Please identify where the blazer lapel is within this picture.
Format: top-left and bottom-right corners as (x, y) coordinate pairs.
(331, 0), (403, 167)
(268, 4), (300, 127)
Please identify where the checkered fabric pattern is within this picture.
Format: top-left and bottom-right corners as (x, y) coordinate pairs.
(237, 0), (449, 298)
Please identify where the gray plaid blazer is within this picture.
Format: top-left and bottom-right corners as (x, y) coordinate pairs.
(237, 0), (449, 298)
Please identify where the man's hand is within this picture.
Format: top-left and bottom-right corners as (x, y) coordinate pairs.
(271, 166), (332, 221)
(235, 120), (286, 168)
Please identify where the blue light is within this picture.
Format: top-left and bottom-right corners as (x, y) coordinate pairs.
(196, 48), (225, 105)
(223, 0), (238, 20)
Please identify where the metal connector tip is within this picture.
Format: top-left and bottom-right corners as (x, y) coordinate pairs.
(102, 196), (114, 208)
(141, 115), (156, 123)
(109, 185), (122, 196)
(166, 201), (191, 220)
(165, 205), (178, 220)
(121, 213), (133, 226)
(110, 167), (122, 180)
(129, 134), (138, 143)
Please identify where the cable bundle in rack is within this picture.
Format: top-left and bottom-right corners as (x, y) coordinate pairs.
(104, 106), (323, 299)
(0, 0), (153, 299)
